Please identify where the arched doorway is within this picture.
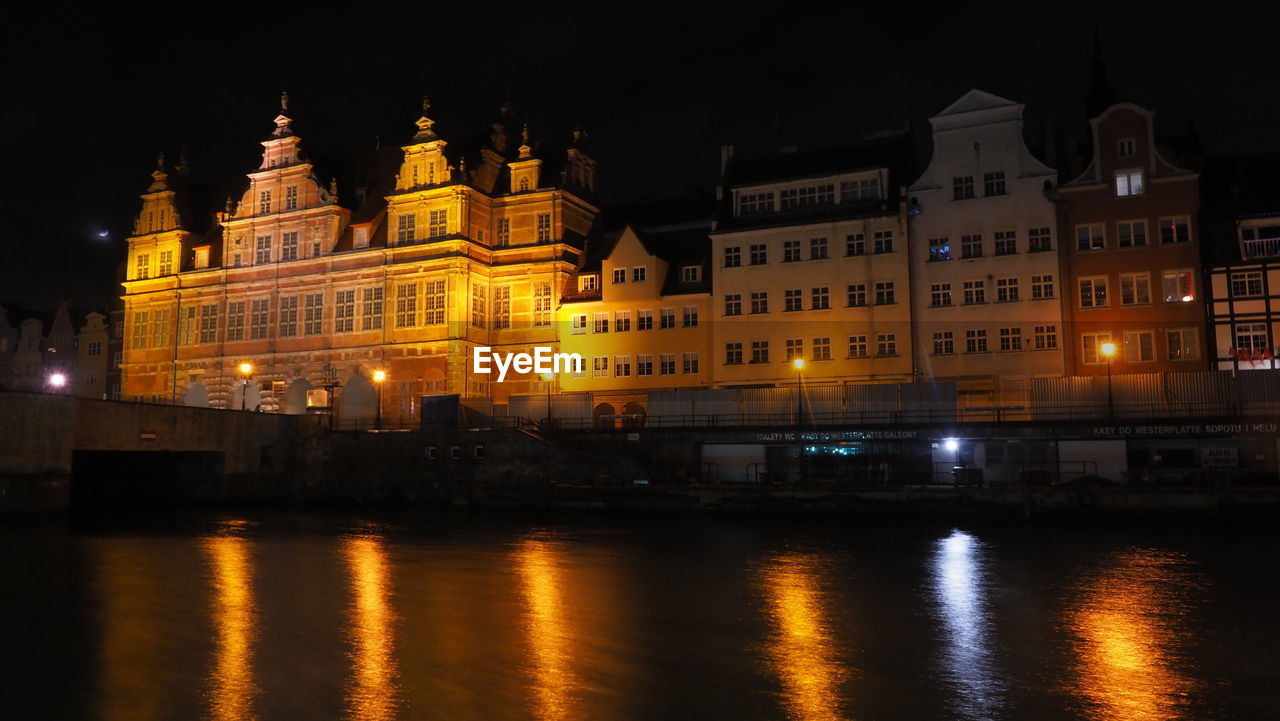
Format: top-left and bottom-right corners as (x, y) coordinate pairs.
(341, 373), (377, 424)
(621, 402), (647, 428)
(593, 402), (616, 429)
(183, 382), (210, 408)
(229, 378), (261, 411)
(283, 377), (314, 415)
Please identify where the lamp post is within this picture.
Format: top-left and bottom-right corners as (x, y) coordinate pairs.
(540, 371), (555, 428)
(372, 370), (386, 430)
(1100, 341), (1117, 419)
(792, 357), (806, 484)
(238, 362), (253, 411)
(47, 372), (67, 393)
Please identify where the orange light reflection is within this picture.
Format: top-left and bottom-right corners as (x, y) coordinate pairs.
(344, 535), (399, 721)
(514, 538), (577, 721)
(204, 535), (258, 721)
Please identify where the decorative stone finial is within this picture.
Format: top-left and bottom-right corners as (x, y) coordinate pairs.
(422, 95), (430, 114)
(156, 152), (165, 171)
(329, 177), (338, 198)
(281, 91), (290, 112)
(518, 124), (532, 159)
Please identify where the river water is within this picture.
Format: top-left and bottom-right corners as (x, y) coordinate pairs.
(3, 513), (1277, 720)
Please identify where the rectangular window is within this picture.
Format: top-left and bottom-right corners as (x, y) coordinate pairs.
(151, 308), (169, 351)
(571, 314), (587, 335)
(199, 304), (217, 344)
(725, 342), (743, 365)
(1235, 323), (1268, 352)
(953, 176), (975, 200)
(961, 234), (983, 259)
(632, 266), (647, 282)
(637, 309), (653, 331)
(784, 289), (802, 312)
(1028, 227), (1053, 252)
(304, 293), (324, 336)
(724, 294), (742, 316)
(593, 356), (609, 378)
(737, 192), (775, 215)
(999, 327), (1022, 352)
(255, 235), (271, 264)
(848, 335), (867, 358)
(874, 281), (894, 305)
(931, 282), (953, 307)
(493, 286), (511, 330)
(335, 289), (356, 333)
(1032, 274), (1055, 300)
(1124, 330), (1156, 363)
(1118, 138), (1136, 157)
(496, 217), (511, 246)
(87, 341), (102, 356)
(813, 337), (831, 361)
(683, 306), (699, 328)
(660, 353), (676, 375)
(724, 246), (741, 267)
(681, 266), (701, 283)
(840, 177), (881, 202)
(929, 237), (951, 261)
(1168, 328), (1200, 361)
(1115, 169), (1145, 197)
(847, 283), (867, 307)
(637, 354), (654, 376)
(226, 302), (245, 340)
(877, 332), (897, 356)
(873, 230), (894, 254)
(983, 171), (1006, 196)
(398, 214), (416, 243)
(193, 247), (210, 269)
(810, 286), (830, 310)
(250, 299), (269, 339)
(965, 329), (988, 354)
(158, 250), (173, 276)
(424, 280), (445, 324)
(361, 287), (384, 330)
(750, 341), (770, 364)
(533, 282), (552, 327)
(1079, 277), (1108, 308)
(683, 353), (700, 374)
(810, 237), (828, 260)
(259, 190), (271, 214)
(749, 244), (768, 265)
(1076, 223), (1105, 251)
(933, 331), (954, 355)
(660, 308), (675, 329)
(846, 234), (865, 256)
(131, 310), (149, 349)
(783, 239), (801, 262)
(1159, 216), (1192, 245)
(536, 213), (551, 243)
(614, 311), (631, 332)
(578, 275), (598, 292)
(593, 312), (610, 334)
(1118, 220), (1148, 248)
(1231, 271), (1264, 298)
(395, 283), (418, 328)
(612, 268), (626, 284)
(750, 292), (769, 314)
(281, 231), (299, 261)
(1120, 273), (1151, 306)
(963, 280), (986, 305)
(615, 355), (632, 377)
(279, 296), (299, 337)
(994, 230), (1017, 255)
(179, 306), (196, 346)
(1081, 332), (1113, 364)
(996, 277), (1019, 303)
(1034, 325), (1058, 350)
(285, 185), (298, 210)
(1162, 270), (1194, 303)
(785, 338), (804, 361)
(135, 253), (150, 279)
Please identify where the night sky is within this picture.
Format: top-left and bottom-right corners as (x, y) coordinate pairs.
(1, 2), (1270, 314)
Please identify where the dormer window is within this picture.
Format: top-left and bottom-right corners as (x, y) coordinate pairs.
(1115, 169), (1145, 197)
(193, 246), (210, 269)
(1118, 138), (1136, 158)
(681, 265), (701, 283)
(579, 275), (599, 292)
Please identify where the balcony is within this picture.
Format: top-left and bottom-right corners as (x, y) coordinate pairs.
(1241, 237), (1280, 260)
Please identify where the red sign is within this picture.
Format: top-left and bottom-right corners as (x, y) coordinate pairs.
(140, 430), (157, 443)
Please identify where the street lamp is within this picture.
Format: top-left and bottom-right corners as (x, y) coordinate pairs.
(540, 371), (555, 428)
(47, 372), (67, 392)
(372, 370), (386, 430)
(792, 357), (806, 485)
(238, 362), (253, 411)
(1100, 341), (1117, 419)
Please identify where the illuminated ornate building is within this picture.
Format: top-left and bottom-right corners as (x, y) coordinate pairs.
(121, 95), (599, 421)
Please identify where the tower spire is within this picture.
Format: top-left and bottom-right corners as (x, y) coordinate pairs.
(272, 90), (295, 138)
(413, 95), (438, 142)
(148, 152), (169, 191)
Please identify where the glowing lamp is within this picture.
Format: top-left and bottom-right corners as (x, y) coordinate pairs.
(792, 357), (806, 371)
(944, 438), (959, 453)
(1182, 294), (1194, 302)
(238, 362), (252, 375)
(48, 373), (67, 388)
(1100, 341), (1117, 358)
(373, 370), (387, 383)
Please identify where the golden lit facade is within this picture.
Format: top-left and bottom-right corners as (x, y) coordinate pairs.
(120, 97), (599, 417)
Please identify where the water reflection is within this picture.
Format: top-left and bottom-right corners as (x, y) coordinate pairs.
(203, 534), (258, 721)
(96, 542), (169, 721)
(1068, 549), (1202, 721)
(514, 538), (578, 721)
(929, 530), (1003, 720)
(758, 553), (851, 721)
(343, 535), (400, 721)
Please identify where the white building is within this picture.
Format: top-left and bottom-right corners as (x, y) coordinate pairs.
(907, 90), (1066, 411)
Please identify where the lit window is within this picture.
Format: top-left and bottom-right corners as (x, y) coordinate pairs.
(1162, 270), (1194, 303)
(929, 237), (951, 262)
(1115, 169), (1145, 197)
